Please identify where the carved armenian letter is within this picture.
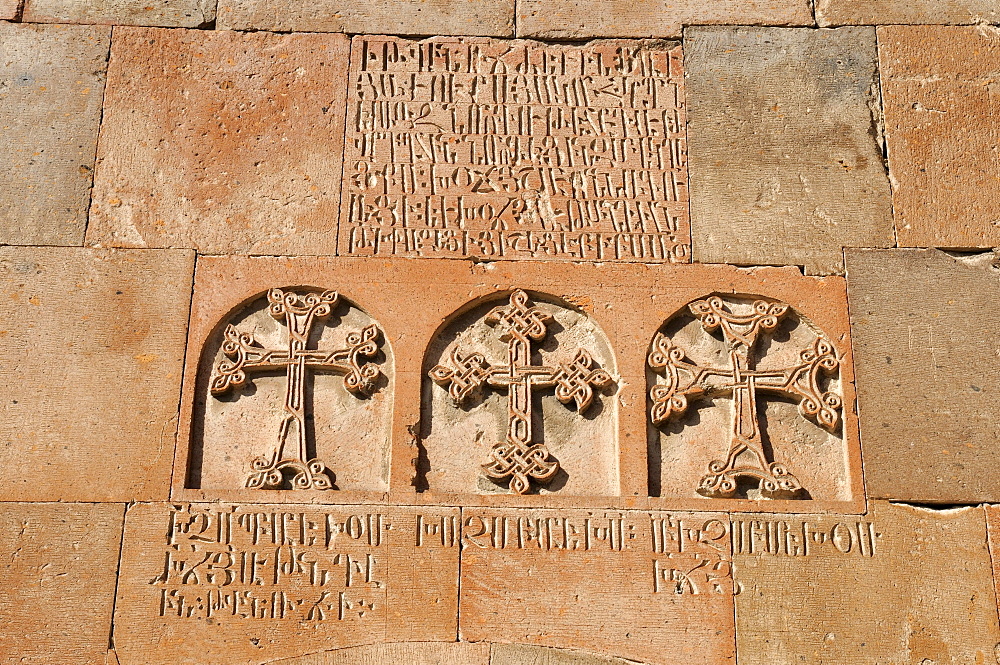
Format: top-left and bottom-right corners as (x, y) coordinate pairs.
(648, 295), (842, 499)
(429, 290), (612, 495)
(210, 288), (383, 490)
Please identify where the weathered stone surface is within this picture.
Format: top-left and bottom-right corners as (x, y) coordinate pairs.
(490, 644), (638, 665)
(460, 508), (736, 665)
(174, 257), (862, 514)
(734, 502), (1000, 664)
(818, 0), (999, 26)
(686, 26), (893, 275)
(0, 0), (18, 19)
(986, 505), (1000, 613)
(340, 36), (690, 263)
(23, 0), (215, 27)
(88, 28), (348, 255)
(518, 1), (812, 39)
(879, 25), (1000, 249)
(0, 503), (124, 665)
(0, 22), (110, 246)
(217, 0), (513, 36)
(272, 642), (490, 665)
(0, 247), (194, 502)
(114, 503), (460, 664)
(846, 248), (1000, 503)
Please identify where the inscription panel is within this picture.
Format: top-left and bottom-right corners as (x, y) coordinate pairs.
(115, 503), (459, 664)
(340, 36), (690, 262)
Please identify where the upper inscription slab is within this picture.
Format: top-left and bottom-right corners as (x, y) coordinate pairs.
(339, 37), (690, 262)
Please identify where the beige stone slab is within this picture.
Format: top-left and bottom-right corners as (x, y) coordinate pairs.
(217, 0), (513, 36)
(987, 505), (1000, 616)
(518, 0), (813, 39)
(0, 22), (110, 246)
(879, 25), (1000, 249)
(0, 247), (193, 502)
(271, 642), (490, 665)
(0, 0), (16, 18)
(339, 36), (690, 263)
(460, 508), (736, 665)
(846, 248), (1000, 503)
(686, 26), (893, 275)
(87, 28), (348, 255)
(173, 256), (863, 515)
(23, 0), (215, 27)
(818, 0), (999, 26)
(734, 502), (1000, 664)
(114, 503), (460, 665)
(0, 503), (124, 665)
(490, 644), (637, 665)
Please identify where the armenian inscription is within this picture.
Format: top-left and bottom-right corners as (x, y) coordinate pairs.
(341, 36), (690, 261)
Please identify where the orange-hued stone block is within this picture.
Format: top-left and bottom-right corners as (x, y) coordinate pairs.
(0, 503), (124, 665)
(0, 247), (193, 502)
(88, 28), (349, 255)
(818, 0), (999, 26)
(23, 0), (215, 26)
(879, 25), (1000, 249)
(173, 256), (863, 514)
(113, 502), (459, 664)
(517, 0), (813, 39)
(339, 36), (690, 263)
(459, 508), (735, 665)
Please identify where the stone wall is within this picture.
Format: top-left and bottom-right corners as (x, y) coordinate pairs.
(1, 2), (999, 664)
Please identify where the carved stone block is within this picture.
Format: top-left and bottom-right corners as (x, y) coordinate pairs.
(23, 0), (215, 26)
(113, 503), (460, 665)
(0, 247), (194, 501)
(686, 26), (893, 275)
(0, 503), (124, 664)
(459, 508), (736, 665)
(846, 248), (1000, 503)
(0, 22), (110, 245)
(517, 0), (813, 39)
(879, 25), (1000, 249)
(87, 28), (349, 255)
(818, 0), (999, 26)
(217, 0), (514, 35)
(339, 36), (690, 264)
(734, 502), (1000, 664)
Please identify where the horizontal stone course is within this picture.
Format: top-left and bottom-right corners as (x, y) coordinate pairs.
(22, 0), (216, 26)
(817, 0), (1000, 26)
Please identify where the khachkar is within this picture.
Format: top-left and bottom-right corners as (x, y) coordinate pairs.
(430, 290), (612, 494)
(210, 288), (383, 490)
(648, 295), (842, 498)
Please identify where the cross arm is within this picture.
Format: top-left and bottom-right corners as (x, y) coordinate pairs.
(552, 349), (613, 412)
(210, 325), (271, 396)
(647, 332), (733, 424)
(429, 348), (493, 405)
(750, 337), (843, 431)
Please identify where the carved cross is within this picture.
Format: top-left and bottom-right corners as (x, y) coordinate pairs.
(648, 295), (842, 498)
(211, 288), (383, 491)
(429, 289), (612, 495)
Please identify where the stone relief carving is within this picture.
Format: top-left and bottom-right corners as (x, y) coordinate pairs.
(648, 295), (842, 499)
(208, 288), (385, 491)
(428, 290), (614, 495)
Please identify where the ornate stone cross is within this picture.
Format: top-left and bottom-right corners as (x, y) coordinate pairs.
(430, 290), (612, 495)
(648, 295), (842, 498)
(210, 288), (383, 491)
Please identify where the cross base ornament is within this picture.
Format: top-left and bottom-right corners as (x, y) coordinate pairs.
(430, 290), (613, 495)
(211, 288), (383, 491)
(648, 295), (842, 499)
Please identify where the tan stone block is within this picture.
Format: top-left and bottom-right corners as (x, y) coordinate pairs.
(517, 0), (812, 39)
(879, 26), (1000, 249)
(846, 249), (1000, 503)
(0, 503), (125, 665)
(734, 503), (1000, 664)
(0, 22), (110, 246)
(490, 645), (635, 665)
(23, 0), (215, 27)
(986, 505), (1000, 612)
(87, 28), (348, 255)
(217, 0), (513, 36)
(0, 247), (194, 502)
(113, 503), (460, 664)
(460, 508), (736, 665)
(0, 0), (18, 19)
(686, 26), (893, 275)
(272, 642), (490, 665)
(173, 256), (862, 515)
(818, 0), (999, 26)
(339, 36), (690, 263)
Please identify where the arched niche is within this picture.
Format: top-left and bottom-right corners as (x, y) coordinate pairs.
(186, 286), (393, 493)
(420, 289), (618, 496)
(646, 293), (849, 501)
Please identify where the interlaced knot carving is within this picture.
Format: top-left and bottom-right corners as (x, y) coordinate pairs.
(430, 290), (613, 495)
(648, 295), (842, 499)
(211, 288), (383, 491)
